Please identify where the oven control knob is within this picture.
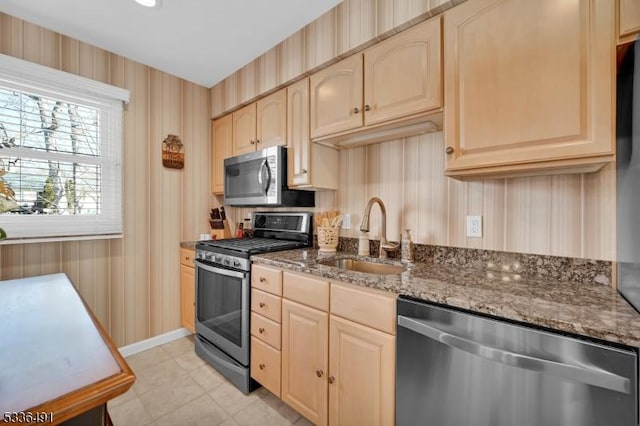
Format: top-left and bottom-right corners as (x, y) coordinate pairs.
(233, 260), (241, 267)
(205, 253), (213, 261)
(224, 258), (230, 266)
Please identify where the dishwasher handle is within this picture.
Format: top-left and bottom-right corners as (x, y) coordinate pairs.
(398, 315), (631, 394)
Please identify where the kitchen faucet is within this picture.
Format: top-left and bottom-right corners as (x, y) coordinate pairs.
(360, 197), (399, 259)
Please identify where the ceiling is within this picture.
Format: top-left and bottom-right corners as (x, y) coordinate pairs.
(0, 0), (342, 88)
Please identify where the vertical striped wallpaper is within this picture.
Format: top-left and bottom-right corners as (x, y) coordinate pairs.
(0, 13), (212, 346)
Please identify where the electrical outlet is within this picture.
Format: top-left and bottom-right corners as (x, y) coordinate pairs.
(342, 214), (351, 229)
(466, 215), (482, 238)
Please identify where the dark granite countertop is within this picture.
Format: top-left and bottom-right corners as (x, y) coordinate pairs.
(251, 249), (640, 348)
(180, 241), (196, 250)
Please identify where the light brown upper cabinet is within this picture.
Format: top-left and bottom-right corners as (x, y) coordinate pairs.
(619, 0), (640, 44)
(310, 55), (364, 138)
(310, 17), (442, 141)
(211, 114), (233, 195)
(232, 88), (287, 156)
(287, 78), (338, 189)
(444, 0), (615, 179)
(232, 103), (257, 156)
(363, 16), (442, 126)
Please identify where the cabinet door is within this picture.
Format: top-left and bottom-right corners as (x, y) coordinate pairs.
(287, 78), (311, 187)
(329, 316), (395, 426)
(620, 0), (640, 43)
(282, 299), (329, 426)
(212, 115), (233, 195)
(364, 17), (442, 126)
(287, 78), (339, 189)
(180, 265), (195, 333)
(232, 103), (257, 156)
(444, 0), (615, 178)
(310, 55), (363, 138)
(257, 88), (287, 149)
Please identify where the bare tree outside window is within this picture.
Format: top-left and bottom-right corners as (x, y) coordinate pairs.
(0, 87), (102, 217)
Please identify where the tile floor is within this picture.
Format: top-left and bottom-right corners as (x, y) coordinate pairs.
(107, 335), (312, 426)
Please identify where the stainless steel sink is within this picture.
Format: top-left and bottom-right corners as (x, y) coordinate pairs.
(319, 258), (406, 275)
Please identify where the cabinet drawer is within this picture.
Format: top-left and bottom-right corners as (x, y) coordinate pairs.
(251, 264), (283, 296)
(180, 247), (195, 267)
(251, 289), (282, 323)
(283, 271), (329, 311)
(250, 336), (281, 397)
(330, 281), (397, 334)
(251, 312), (281, 350)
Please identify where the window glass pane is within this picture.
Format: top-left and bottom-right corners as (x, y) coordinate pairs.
(0, 86), (103, 219)
(0, 156), (100, 215)
(0, 86), (100, 158)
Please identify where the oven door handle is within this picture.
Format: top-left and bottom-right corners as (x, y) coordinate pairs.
(195, 260), (247, 279)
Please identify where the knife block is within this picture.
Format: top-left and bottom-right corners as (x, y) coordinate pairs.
(210, 219), (232, 240)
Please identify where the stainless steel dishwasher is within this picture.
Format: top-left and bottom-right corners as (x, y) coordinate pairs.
(396, 297), (638, 426)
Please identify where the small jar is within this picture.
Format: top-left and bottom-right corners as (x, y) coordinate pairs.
(401, 229), (414, 263)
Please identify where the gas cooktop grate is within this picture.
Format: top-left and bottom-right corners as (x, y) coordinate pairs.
(201, 237), (303, 253)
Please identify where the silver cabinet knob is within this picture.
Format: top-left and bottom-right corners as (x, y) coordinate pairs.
(445, 146), (454, 155)
(364, 104), (371, 111)
(249, 139), (255, 145)
(302, 169), (308, 174)
(352, 107), (360, 114)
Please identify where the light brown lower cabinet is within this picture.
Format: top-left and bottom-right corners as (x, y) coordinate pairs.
(250, 266), (283, 397)
(328, 315), (395, 426)
(281, 299), (329, 426)
(251, 336), (281, 396)
(261, 267), (396, 426)
(180, 248), (195, 333)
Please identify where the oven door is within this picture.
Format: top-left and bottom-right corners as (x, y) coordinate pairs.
(194, 259), (250, 366)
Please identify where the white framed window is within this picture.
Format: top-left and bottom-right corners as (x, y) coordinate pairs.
(0, 54), (129, 242)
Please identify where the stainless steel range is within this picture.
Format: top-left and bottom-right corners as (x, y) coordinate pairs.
(194, 211), (313, 393)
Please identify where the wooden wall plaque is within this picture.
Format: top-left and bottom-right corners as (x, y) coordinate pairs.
(162, 134), (184, 169)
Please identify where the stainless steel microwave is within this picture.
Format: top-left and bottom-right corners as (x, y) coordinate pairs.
(223, 146), (314, 207)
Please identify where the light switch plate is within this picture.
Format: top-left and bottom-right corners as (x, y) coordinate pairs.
(466, 215), (482, 238)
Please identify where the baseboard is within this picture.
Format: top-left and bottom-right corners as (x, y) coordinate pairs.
(117, 328), (193, 358)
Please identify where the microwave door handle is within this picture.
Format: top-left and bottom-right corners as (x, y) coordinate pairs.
(259, 159), (271, 195)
